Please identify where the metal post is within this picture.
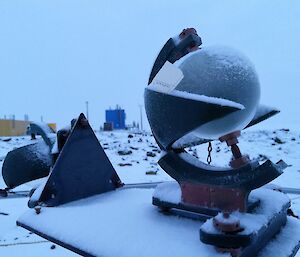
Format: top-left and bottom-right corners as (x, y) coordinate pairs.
(85, 101), (89, 120)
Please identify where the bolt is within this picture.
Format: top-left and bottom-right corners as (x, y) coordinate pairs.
(34, 206), (41, 215)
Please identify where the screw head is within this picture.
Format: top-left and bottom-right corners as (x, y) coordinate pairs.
(34, 206), (41, 215)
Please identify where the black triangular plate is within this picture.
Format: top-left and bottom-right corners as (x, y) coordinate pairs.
(36, 113), (121, 206)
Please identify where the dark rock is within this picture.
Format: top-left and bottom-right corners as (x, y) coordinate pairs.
(118, 150), (132, 156)
(118, 163), (132, 167)
(146, 151), (156, 157)
(146, 170), (157, 175)
(1, 138), (11, 142)
(280, 128), (290, 132)
(128, 134), (134, 138)
(274, 137), (285, 144)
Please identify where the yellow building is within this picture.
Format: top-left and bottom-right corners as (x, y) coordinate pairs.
(0, 119), (57, 136)
(47, 123), (57, 132)
(0, 119), (30, 136)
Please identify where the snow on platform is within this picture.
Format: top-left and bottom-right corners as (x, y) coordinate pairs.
(18, 188), (226, 257)
(17, 187), (300, 257)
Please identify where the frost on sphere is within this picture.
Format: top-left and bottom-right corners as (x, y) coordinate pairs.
(176, 46), (260, 139)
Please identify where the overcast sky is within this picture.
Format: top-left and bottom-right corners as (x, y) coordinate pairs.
(0, 0), (299, 130)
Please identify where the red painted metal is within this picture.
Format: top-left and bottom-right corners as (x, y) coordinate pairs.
(213, 212), (243, 233)
(179, 28), (199, 52)
(220, 131), (251, 169)
(180, 182), (249, 212)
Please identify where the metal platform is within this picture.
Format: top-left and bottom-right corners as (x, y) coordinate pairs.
(17, 187), (300, 257)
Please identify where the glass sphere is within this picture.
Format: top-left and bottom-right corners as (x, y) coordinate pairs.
(176, 46), (260, 139)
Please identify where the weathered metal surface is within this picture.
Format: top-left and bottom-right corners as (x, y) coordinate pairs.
(158, 151), (283, 190)
(180, 183), (249, 212)
(2, 141), (52, 189)
(29, 113), (122, 207)
(2, 122), (55, 189)
(148, 28), (202, 85)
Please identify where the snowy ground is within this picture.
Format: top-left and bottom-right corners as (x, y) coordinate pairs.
(0, 129), (300, 256)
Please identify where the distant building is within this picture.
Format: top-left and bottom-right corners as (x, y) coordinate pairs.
(0, 119), (30, 136)
(47, 123), (57, 132)
(0, 119), (56, 137)
(105, 106), (126, 130)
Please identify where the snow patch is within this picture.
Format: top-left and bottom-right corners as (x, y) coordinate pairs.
(204, 45), (256, 72)
(148, 87), (245, 110)
(153, 181), (181, 204)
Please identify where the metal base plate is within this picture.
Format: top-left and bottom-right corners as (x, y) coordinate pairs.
(17, 187), (300, 257)
(153, 197), (260, 221)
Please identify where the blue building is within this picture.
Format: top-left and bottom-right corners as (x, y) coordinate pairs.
(105, 106), (126, 130)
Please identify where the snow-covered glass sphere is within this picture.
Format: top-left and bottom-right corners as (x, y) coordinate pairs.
(176, 46), (260, 139)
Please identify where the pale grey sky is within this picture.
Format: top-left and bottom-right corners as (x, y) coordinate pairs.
(0, 0), (299, 130)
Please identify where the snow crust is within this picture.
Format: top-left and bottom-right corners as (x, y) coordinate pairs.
(29, 176), (49, 203)
(251, 104), (279, 123)
(258, 217), (300, 257)
(147, 87), (245, 110)
(31, 122), (55, 134)
(204, 46), (256, 72)
(152, 181), (181, 204)
(17, 187), (300, 257)
(30, 140), (52, 165)
(18, 188), (227, 257)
